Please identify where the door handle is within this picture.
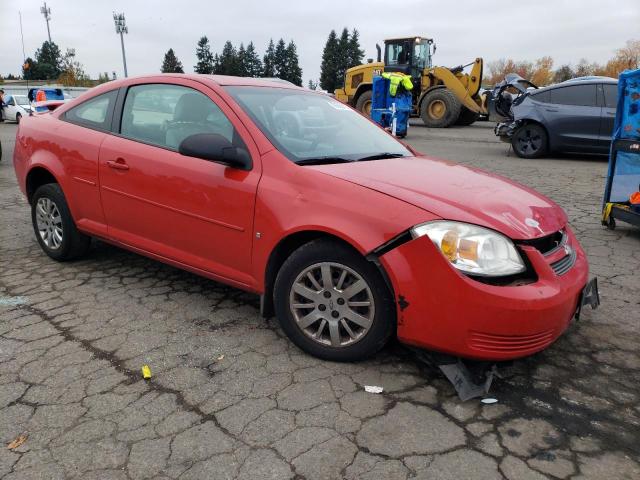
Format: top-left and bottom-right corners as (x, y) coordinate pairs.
(544, 108), (559, 113)
(106, 159), (129, 171)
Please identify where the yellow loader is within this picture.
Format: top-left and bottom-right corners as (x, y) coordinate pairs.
(335, 36), (487, 128)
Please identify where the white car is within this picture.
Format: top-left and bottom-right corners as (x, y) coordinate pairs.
(2, 94), (33, 123)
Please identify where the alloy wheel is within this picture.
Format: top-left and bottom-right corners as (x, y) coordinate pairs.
(289, 262), (375, 348)
(35, 197), (63, 249)
(516, 128), (542, 154)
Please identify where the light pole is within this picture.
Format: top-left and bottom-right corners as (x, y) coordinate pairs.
(113, 12), (128, 78)
(40, 2), (52, 43)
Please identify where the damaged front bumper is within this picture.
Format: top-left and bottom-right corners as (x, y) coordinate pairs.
(378, 226), (592, 361)
(495, 120), (521, 143)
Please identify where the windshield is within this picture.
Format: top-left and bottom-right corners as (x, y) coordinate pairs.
(225, 86), (410, 163)
(15, 96), (30, 106)
(414, 42), (430, 69)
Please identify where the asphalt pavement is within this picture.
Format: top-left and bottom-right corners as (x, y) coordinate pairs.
(1, 120), (639, 479)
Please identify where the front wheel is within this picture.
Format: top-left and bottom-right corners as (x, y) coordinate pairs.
(31, 183), (91, 261)
(16, 113), (22, 124)
(511, 123), (548, 158)
(355, 90), (373, 117)
(420, 89), (462, 128)
(274, 239), (395, 361)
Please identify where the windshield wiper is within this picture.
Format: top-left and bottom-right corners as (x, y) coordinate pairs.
(356, 153), (407, 161)
(296, 157), (354, 166)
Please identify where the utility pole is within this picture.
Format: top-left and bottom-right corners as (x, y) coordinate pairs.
(40, 2), (52, 43)
(113, 13), (128, 78)
(19, 11), (29, 90)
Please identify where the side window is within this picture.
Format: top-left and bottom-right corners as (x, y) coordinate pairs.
(549, 85), (597, 107)
(602, 84), (618, 109)
(120, 83), (238, 151)
(530, 90), (550, 103)
(64, 90), (117, 130)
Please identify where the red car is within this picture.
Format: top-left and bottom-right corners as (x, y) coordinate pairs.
(13, 74), (598, 362)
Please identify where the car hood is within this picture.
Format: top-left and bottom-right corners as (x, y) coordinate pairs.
(310, 156), (567, 240)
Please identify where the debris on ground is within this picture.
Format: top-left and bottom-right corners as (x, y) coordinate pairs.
(481, 398), (499, 404)
(7, 434), (28, 450)
(141, 365), (152, 379)
(216, 354), (225, 361)
(364, 385), (384, 394)
(0, 296), (28, 307)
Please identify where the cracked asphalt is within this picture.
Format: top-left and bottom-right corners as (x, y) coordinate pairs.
(1, 120), (639, 480)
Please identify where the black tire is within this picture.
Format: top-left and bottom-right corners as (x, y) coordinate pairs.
(511, 123), (549, 159)
(455, 107), (479, 126)
(355, 90), (373, 116)
(605, 217), (616, 230)
(274, 239), (395, 361)
(420, 89), (462, 128)
(16, 113), (22, 124)
(31, 183), (91, 261)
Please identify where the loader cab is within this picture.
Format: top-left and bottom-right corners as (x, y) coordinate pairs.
(384, 37), (434, 79)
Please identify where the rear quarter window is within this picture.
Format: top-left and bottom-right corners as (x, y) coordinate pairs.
(602, 83), (618, 109)
(549, 84), (597, 107)
(63, 90), (118, 131)
(529, 90), (550, 103)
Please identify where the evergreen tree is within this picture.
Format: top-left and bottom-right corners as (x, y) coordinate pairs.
(212, 53), (221, 74)
(244, 42), (263, 77)
(273, 39), (288, 80)
(336, 28), (350, 87)
(285, 40), (303, 86)
(22, 57), (37, 80)
(262, 39), (276, 77)
(319, 30), (339, 92)
(237, 43), (249, 77)
(218, 41), (239, 75)
(161, 48), (184, 73)
(308, 79), (318, 90)
(31, 41), (63, 79)
(194, 36), (214, 74)
(347, 29), (365, 68)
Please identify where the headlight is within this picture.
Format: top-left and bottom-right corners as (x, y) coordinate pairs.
(411, 221), (526, 277)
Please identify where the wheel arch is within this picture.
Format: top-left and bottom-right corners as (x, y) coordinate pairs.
(352, 83), (372, 107)
(260, 229), (395, 318)
(514, 118), (551, 151)
(26, 166), (59, 204)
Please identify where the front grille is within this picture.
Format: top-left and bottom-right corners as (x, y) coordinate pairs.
(469, 329), (556, 354)
(550, 248), (577, 275)
(518, 230), (566, 256)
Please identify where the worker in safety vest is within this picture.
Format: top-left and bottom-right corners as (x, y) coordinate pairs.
(381, 72), (414, 96)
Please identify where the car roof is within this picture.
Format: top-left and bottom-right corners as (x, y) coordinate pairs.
(562, 76), (617, 83)
(536, 77), (618, 93)
(96, 74), (304, 92)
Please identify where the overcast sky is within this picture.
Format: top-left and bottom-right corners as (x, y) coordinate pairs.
(1, 0), (638, 84)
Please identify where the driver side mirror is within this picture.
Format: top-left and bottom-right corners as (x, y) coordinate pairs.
(178, 133), (251, 170)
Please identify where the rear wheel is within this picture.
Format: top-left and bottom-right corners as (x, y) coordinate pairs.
(355, 90), (373, 116)
(455, 107), (479, 126)
(274, 239), (395, 361)
(420, 89), (461, 128)
(511, 123), (548, 158)
(31, 183), (91, 261)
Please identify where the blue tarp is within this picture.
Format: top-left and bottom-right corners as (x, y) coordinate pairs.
(603, 69), (640, 204)
(370, 75), (411, 137)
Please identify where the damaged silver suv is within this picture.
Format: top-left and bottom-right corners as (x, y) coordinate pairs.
(492, 75), (618, 158)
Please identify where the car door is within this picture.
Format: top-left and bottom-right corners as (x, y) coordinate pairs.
(544, 84), (602, 152)
(4, 96), (18, 121)
(598, 83), (617, 148)
(98, 80), (261, 287)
